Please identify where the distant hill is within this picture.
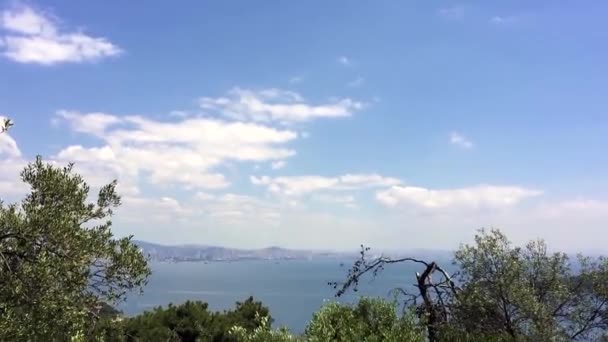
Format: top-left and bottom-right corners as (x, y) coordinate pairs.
(133, 240), (350, 262)
(133, 240), (453, 263)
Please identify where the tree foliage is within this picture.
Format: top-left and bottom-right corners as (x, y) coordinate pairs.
(0, 157), (150, 340)
(230, 313), (298, 342)
(229, 297), (424, 342)
(304, 297), (424, 342)
(451, 229), (608, 340)
(335, 229), (608, 341)
(102, 297), (424, 342)
(119, 296), (271, 342)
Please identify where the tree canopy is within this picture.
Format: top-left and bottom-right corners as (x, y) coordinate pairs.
(0, 156), (150, 340)
(335, 229), (608, 341)
(99, 296), (271, 342)
(304, 297), (423, 342)
(91, 296), (424, 341)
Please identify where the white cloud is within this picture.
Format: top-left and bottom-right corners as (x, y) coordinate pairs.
(251, 175), (336, 196)
(194, 191), (216, 201)
(53, 144), (140, 195)
(0, 134), (20, 157)
(1, 5), (57, 36)
(4, 86), (606, 252)
(535, 199), (608, 220)
(205, 193), (280, 225)
(251, 173), (401, 196)
(199, 88), (363, 124)
(347, 76), (365, 87)
(339, 174), (401, 188)
(0, 158), (28, 199)
(271, 160), (286, 170)
(450, 131), (473, 149)
(438, 6), (465, 20)
(4, 119), (608, 251)
(257, 88), (304, 101)
(313, 194), (357, 208)
(502, 199), (608, 252)
(376, 185), (542, 209)
(0, 5), (121, 65)
(0, 121), (133, 199)
(337, 56), (352, 66)
(0, 117), (20, 157)
(57, 110), (122, 136)
(120, 195), (191, 223)
(56, 145), (117, 164)
(55, 111), (298, 190)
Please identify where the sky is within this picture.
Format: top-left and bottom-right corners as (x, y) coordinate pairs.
(1, 1), (607, 252)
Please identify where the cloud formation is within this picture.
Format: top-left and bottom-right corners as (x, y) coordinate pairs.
(54, 110), (298, 191)
(450, 132), (474, 149)
(0, 120), (20, 158)
(251, 174), (401, 196)
(3, 111), (606, 251)
(271, 160), (286, 170)
(376, 185), (542, 209)
(205, 193), (280, 225)
(0, 115), (27, 198)
(0, 5), (121, 64)
(313, 194), (357, 208)
(199, 88), (363, 124)
(56, 110), (122, 136)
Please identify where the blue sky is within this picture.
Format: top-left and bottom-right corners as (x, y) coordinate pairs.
(1, 1), (607, 251)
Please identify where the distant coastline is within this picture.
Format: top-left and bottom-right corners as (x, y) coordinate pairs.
(134, 240), (452, 263)
(134, 240), (354, 263)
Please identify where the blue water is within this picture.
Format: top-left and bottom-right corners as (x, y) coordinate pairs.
(121, 259), (437, 333)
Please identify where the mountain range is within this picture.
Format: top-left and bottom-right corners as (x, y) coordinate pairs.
(133, 240), (453, 263)
(133, 240), (351, 262)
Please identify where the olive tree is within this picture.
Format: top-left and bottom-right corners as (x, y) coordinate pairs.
(229, 298), (424, 342)
(305, 298), (424, 342)
(0, 156), (150, 340)
(230, 314), (299, 342)
(334, 229), (608, 341)
(451, 229), (608, 340)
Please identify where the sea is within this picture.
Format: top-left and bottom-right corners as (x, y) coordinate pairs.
(120, 258), (448, 333)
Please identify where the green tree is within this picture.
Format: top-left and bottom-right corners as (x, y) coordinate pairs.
(121, 296), (271, 342)
(0, 157), (150, 340)
(230, 313), (299, 342)
(230, 298), (424, 342)
(217, 296), (273, 334)
(305, 298), (424, 342)
(451, 229), (608, 341)
(335, 229), (608, 341)
(123, 301), (212, 341)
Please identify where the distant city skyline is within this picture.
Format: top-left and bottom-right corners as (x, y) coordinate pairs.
(1, 1), (607, 252)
